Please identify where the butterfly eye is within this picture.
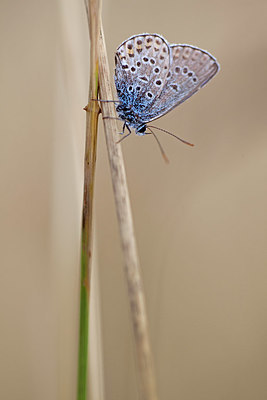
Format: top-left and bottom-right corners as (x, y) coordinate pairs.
(150, 58), (156, 65)
(146, 92), (154, 99)
(155, 80), (162, 86)
(174, 66), (180, 74)
(122, 64), (129, 70)
(136, 86), (141, 91)
(131, 66), (136, 73)
(136, 61), (141, 67)
(153, 67), (160, 74)
(188, 72), (193, 77)
(128, 85), (134, 92)
(182, 67), (188, 74)
(193, 77), (198, 83)
(143, 57), (149, 63)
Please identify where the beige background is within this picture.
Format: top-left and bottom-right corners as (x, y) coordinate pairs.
(1, 0), (267, 399)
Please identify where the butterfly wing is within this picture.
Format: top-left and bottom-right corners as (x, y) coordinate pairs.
(115, 34), (171, 114)
(141, 44), (220, 122)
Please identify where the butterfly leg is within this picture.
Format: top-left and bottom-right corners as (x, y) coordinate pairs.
(117, 121), (126, 135)
(116, 131), (132, 144)
(102, 116), (121, 121)
(126, 123), (131, 133)
(91, 99), (119, 103)
(118, 121), (131, 135)
(116, 123), (132, 144)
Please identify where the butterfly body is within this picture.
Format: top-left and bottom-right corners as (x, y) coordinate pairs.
(114, 33), (219, 136)
(115, 103), (147, 135)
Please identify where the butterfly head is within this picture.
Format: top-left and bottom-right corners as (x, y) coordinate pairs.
(135, 124), (147, 136)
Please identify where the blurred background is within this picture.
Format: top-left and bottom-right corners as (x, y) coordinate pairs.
(1, 0), (267, 399)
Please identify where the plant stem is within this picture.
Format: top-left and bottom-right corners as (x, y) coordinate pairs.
(77, 1), (101, 400)
(98, 25), (159, 400)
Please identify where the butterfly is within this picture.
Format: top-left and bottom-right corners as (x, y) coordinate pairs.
(114, 33), (219, 152)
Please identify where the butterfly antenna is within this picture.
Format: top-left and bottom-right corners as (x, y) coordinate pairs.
(148, 125), (194, 147)
(146, 127), (169, 164)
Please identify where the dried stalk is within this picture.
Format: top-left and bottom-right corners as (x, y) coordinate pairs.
(78, 1), (101, 400)
(98, 26), (159, 400)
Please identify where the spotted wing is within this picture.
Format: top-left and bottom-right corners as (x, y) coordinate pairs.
(142, 44), (220, 122)
(115, 33), (171, 113)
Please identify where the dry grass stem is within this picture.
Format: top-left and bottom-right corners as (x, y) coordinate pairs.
(98, 25), (159, 400)
(78, 1), (101, 400)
